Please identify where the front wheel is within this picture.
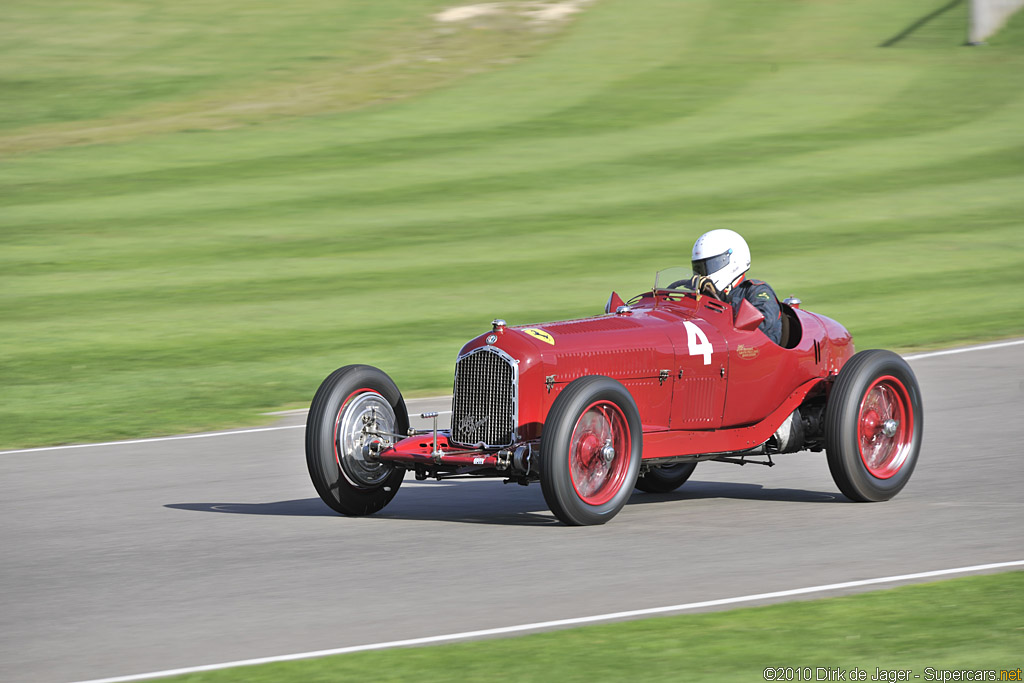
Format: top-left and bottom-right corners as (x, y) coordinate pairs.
(825, 350), (923, 502)
(306, 365), (408, 516)
(540, 376), (642, 525)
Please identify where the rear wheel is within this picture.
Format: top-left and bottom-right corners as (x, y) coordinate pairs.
(825, 350), (923, 502)
(306, 365), (408, 516)
(540, 376), (642, 525)
(635, 462), (697, 493)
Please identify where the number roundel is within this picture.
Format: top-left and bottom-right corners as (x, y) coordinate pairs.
(683, 320), (713, 365)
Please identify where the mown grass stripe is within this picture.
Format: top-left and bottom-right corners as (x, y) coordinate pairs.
(2, 0), (1023, 447)
(4, 196), (1024, 324)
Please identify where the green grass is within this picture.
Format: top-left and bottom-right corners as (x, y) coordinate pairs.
(159, 571), (1024, 682)
(2, 0), (1024, 448)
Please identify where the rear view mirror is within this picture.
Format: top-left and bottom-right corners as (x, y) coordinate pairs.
(605, 291), (625, 314)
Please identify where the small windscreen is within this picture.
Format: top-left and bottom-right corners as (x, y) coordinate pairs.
(653, 267), (695, 291)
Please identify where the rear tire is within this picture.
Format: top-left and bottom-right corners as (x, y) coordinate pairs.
(540, 376), (642, 525)
(825, 350), (923, 502)
(306, 365), (408, 516)
(635, 462), (697, 493)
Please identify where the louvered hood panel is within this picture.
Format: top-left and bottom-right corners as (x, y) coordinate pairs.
(511, 312), (677, 383)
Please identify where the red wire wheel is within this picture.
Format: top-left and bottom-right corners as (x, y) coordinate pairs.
(568, 401), (632, 506)
(826, 350), (923, 502)
(541, 376), (643, 525)
(856, 376), (913, 479)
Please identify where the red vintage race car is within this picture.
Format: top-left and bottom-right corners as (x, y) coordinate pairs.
(306, 268), (923, 525)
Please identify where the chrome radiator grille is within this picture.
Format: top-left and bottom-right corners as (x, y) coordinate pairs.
(451, 347), (517, 447)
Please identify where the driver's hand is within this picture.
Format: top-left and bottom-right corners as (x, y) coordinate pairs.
(695, 275), (723, 301)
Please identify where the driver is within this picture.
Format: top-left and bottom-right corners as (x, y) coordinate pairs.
(690, 229), (782, 345)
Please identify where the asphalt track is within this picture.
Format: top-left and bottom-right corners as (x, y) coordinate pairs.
(1, 341), (1022, 683)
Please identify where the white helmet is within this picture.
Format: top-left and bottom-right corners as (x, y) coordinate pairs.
(691, 229), (751, 293)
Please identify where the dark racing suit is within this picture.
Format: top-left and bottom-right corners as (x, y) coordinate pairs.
(727, 277), (782, 345)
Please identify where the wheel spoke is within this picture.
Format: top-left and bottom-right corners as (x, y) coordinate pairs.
(568, 400), (631, 506)
(599, 405), (612, 440)
(857, 377), (912, 479)
(878, 386), (892, 422)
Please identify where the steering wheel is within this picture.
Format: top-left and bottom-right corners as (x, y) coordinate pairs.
(668, 276), (723, 301)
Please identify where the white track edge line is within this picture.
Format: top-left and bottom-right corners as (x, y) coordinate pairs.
(902, 338), (1024, 360)
(0, 398), (450, 455)
(5, 338), (1022, 456)
(71, 560), (1024, 683)
(0, 425), (307, 455)
(264, 396), (451, 416)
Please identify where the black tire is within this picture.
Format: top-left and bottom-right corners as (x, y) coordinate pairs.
(635, 462), (697, 493)
(825, 350), (923, 502)
(540, 376), (642, 525)
(305, 365), (408, 516)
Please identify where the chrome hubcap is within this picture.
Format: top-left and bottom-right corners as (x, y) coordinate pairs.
(336, 392), (395, 487)
(600, 440), (616, 464)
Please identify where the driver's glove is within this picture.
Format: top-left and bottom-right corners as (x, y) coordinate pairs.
(695, 275), (724, 301)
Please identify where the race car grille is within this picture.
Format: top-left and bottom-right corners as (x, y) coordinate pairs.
(451, 347), (518, 448)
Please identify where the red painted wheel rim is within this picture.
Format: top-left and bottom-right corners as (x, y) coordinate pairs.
(857, 375), (913, 479)
(569, 400), (631, 506)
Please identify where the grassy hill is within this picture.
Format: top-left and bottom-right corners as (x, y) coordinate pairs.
(2, 0), (1023, 448)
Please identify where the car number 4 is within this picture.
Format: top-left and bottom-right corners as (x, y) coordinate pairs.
(683, 321), (713, 365)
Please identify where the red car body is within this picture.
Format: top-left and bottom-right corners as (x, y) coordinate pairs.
(306, 272), (921, 525)
(381, 287), (853, 469)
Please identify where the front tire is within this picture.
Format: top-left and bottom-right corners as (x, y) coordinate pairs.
(306, 365), (408, 516)
(540, 376), (642, 525)
(825, 350), (923, 502)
